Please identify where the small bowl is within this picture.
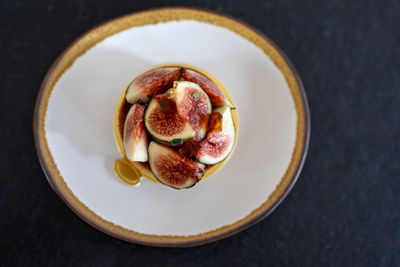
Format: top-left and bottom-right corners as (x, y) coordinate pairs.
(113, 63), (239, 186)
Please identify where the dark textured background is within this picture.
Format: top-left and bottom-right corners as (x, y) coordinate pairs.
(1, 0), (399, 266)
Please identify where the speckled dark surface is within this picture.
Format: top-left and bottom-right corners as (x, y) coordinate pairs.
(1, 0), (399, 266)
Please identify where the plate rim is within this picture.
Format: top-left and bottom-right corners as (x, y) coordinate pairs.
(33, 7), (311, 247)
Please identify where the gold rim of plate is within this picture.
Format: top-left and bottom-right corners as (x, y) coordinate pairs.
(113, 63), (239, 185)
(33, 7), (310, 247)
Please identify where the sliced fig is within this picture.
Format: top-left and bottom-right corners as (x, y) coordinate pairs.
(174, 81), (212, 141)
(125, 67), (181, 104)
(181, 69), (234, 108)
(144, 97), (195, 143)
(197, 106), (235, 165)
(123, 104), (148, 162)
(148, 141), (205, 189)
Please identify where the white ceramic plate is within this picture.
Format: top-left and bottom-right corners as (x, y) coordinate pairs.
(34, 8), (310, 247)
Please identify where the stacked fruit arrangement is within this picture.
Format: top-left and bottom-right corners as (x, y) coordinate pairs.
(120, 66), (236, 189)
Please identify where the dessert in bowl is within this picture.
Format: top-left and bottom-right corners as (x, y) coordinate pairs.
(34, 8), (310, 247)
(113, 64), (238, 189)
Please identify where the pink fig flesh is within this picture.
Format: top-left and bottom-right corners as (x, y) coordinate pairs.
(144, 97), (195, 143)
(148, 142), (205, 189)
(196, 106), (235, 164)
(174, 81), (212, 141)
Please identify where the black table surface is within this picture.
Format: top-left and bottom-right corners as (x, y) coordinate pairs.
(1, 0), (399, 266)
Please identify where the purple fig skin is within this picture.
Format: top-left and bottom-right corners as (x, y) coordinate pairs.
(126, 67), (182, 104)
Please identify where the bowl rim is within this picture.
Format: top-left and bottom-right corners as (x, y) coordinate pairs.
(33, 7), (311, 247)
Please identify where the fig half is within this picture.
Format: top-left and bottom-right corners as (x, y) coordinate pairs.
(181, 69), (234, 108)
(123, 104), (149, 162)
(144, 97), (195, 143)
(197, 105), (235, 164)
(148, 141), (205, 189)
(174, 81), (212, 141)
(125, 67), (181, 104)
